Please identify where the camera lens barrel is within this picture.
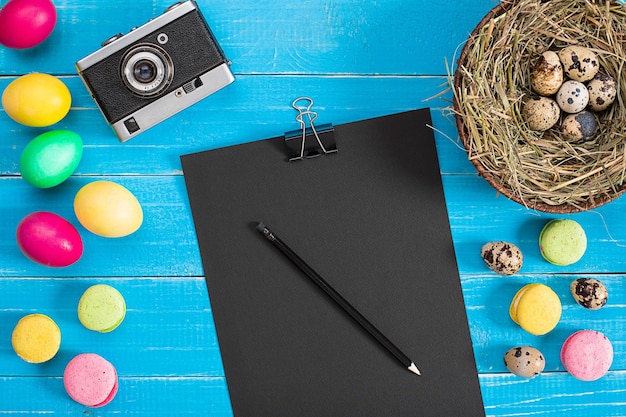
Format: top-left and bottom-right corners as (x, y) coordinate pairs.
(121, 44), (174, 97)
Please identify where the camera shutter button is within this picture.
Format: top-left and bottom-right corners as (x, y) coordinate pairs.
(165, 2), (184, 12)
(101, 33), (123, 47)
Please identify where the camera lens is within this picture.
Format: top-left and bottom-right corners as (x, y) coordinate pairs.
(134, 60), (157, 83)
(121, 44), (174, 97)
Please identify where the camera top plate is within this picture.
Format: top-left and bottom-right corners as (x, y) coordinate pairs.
(76, 1), (197, 71)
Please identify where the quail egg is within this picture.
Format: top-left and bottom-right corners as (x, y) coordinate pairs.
(530, 51), (563, 96)
(570, 278), (608, 310)
(481, 241), (523, 275)
(558, 45), (599, 82)
(522, 97), (561, 131)
(556, 80), (589, 113)
(561, 111), (598, 143)
(587, 72), (617, 112)
(504, 346), (546, 378)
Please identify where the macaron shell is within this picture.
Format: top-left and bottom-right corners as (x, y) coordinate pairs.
(64, 353), (118, 407)
(78, 284), (126, 332)
(95, 377), (119, 407)
(509, 286), (529, 324)
(561, 330), (613, 381)
(539, 219), (587, 266)
(11, 314), (61, 363)
(510, 284), (562, 335)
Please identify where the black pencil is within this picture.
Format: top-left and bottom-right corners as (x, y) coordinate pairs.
(256, 222), (420, 376)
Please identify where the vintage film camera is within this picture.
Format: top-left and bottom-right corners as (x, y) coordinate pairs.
(75, 0), (234, 142)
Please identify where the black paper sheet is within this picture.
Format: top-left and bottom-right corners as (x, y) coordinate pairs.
(181, 108), (485, 417)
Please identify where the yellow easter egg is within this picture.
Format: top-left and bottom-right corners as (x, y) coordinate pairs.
(74, 181), (143, 238)
(2, 73), (71, 127)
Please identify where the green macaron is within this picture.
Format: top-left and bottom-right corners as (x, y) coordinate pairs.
(539, 219), (587, 266)
(78, 284), (126, 332)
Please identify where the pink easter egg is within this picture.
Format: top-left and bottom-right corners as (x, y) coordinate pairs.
(0, 0), (57, 49)
(16, 211), (83, 267)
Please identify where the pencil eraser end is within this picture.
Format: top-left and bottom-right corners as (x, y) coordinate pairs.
(256, 223), (266, 232)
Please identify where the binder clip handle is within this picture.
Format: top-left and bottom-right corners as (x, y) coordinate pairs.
(284, 97), (337, 161)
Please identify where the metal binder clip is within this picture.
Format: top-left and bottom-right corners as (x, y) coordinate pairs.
(284, 97), (337, 161)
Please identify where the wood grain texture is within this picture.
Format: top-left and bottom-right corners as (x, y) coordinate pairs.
(2, 0), (625, 415)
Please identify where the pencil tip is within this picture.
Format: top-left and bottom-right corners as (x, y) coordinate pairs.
(408, 363), (421, 376)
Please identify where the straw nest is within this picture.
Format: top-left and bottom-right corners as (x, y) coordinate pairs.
(453, 0), (626, 213)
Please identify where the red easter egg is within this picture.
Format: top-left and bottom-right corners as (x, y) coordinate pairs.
(16, 211), (83, 267)
(0, 0), (57, 49)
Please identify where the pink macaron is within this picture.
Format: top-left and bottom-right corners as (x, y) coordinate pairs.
(561, 330), (613, 381)
(63, 353), (118, 407)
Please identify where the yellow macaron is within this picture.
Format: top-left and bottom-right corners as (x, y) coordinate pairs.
(509, 284), (561, 335)
(11, 314), (61, 363)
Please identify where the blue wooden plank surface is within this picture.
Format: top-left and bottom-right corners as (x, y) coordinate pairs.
(2, 0), (626, 415)
(0, 0), (496, 75)
(0, 75), (461, 175)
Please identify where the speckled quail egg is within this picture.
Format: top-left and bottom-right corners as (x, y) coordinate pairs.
(570, 278), (608, 310)
(556, 80), (589, 113)
(561, 111), (598, 142)
(558, 45), (599, 82)
(530, 51), (564, 96)
(522, 97), (561, 131)
(587, 72), (617, 112)
(504, 346), (546, 378)
(481, 241), (523, 275)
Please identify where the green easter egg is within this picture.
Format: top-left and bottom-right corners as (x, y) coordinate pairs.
(20, 130), (83, 188)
